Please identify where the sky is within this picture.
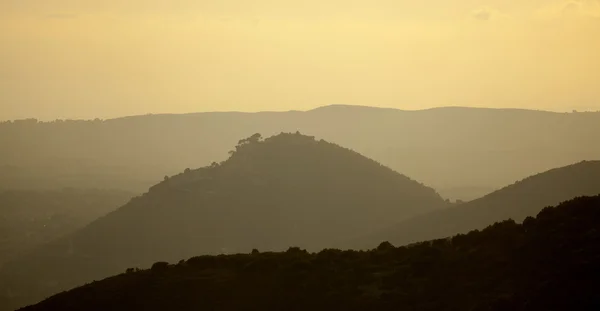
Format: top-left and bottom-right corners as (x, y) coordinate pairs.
(1, 0), (599, 120)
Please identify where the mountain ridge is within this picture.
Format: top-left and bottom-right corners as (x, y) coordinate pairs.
(2, 105), (599, 200)
(17, 195), (600, 311)
(0, 132), (446, 310)
(354, 160), (600, 248)
(2, 105), (578, 123)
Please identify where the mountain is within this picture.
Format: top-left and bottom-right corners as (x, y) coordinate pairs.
(18, 195), (600, 311)
(354, 160), (600, 248)
(0, 132), (446, 310)
(2, 106), (600, 200)
(0, 188), (133, 266)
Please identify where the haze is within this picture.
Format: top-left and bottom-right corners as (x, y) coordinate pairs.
(1, 0), (599, 120)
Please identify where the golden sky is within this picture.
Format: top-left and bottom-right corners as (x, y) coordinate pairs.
(1, 0), (599, 120)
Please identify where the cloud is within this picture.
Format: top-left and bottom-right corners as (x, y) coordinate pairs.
(471, 7), (508, 21)
(536, 1), (600, 20)
(562, 1), (589, 18)
(566, 0), (600, 18)
(472, 9), (492, 21)
(563, 1), (581, 12)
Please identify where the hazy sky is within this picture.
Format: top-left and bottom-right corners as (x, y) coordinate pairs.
(1, 0), (599, 120)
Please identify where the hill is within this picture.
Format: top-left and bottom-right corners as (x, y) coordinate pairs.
(0, 132), (446, 310)
(0, 188), (133, 266)
(17, 195), (600, 311)
(355, 160), (600, 248)
(2, 106), (600, 200)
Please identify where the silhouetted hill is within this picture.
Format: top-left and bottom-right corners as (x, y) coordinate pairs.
(2, 106), (599, 200)
(356, 160), (600, 248)
(18, 195), (600, 311)
(0, 188), (133, 266)
(0, 133), (445, 310)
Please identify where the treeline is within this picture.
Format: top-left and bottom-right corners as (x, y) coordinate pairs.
(20, 195), (600, 311)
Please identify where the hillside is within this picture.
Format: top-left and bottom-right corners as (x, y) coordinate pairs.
(355, 160), (600, 248)
(0, 188), (133, 266)
(2, 106), (600, 200)
(18, 195), (600, 311)
(0, 132), (445, 310)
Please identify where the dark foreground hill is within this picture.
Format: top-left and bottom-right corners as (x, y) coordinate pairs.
(3, 106), (600, 200)
(0, 188), (133, 266)
(19, 195), (600, 311)
(355, 160), (600, 248)
(0, 133), (445, 310)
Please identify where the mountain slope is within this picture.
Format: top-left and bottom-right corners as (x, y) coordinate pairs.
(0, 188), (133, 266)
(2, 106), (600, 200)
(0, 132), (445, 310)
(356, 160), (600, 248)
(19, 195), (600, 311)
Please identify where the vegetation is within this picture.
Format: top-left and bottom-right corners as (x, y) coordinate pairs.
(19, 195), (600, 311)
(0, 188), (133, 266)
(0, 133), (446, 310)
(355, 160), (600, 248)
(2, 106), (600, 200)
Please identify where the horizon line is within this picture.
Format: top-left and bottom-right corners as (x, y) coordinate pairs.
(1, 104), (596, 123)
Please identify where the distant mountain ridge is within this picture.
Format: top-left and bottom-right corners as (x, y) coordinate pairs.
(0, 132), (446, 310)
(4, 104), (564, 122)
(309, 104), (562, 113)
(2, 105), (599, 200)
(354, 160), (600, 248)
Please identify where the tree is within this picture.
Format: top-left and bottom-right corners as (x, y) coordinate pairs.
(248, 133), (262, 143)
(151, 261), (169, 272)
(377, 241), (394, 251)
(237, 133), (262, 146)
